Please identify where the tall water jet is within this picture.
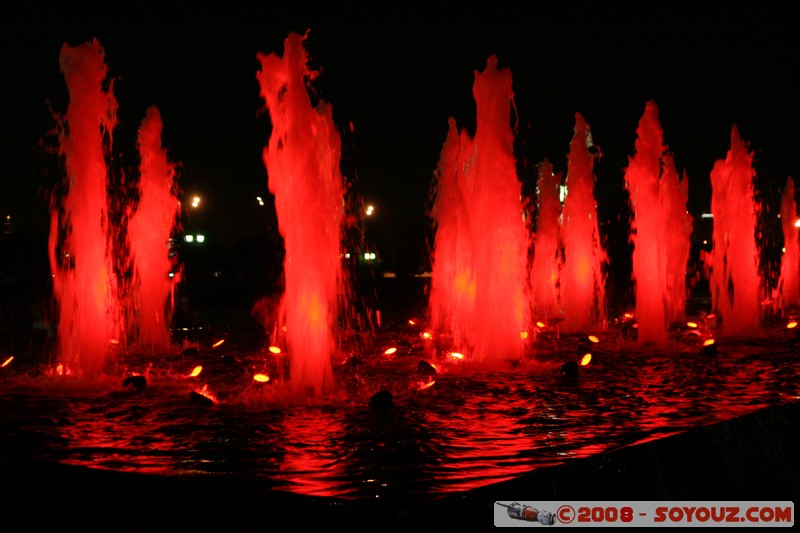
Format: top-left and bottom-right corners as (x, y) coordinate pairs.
(660, 152), (692, 326)
(778, 176), (799, 311)
(469, 55), (529, 363)
(257, 33), (345, 397)
(709, 126), (762, 335)
(428, 55), (529, 364)
(624, 101), (665, 345)
(560, 113), (606, 333)
(48, 40), (121, 378)
(623, 101), (692, 345)
(529, 160), (562, 321)
(428, 119), (476, 353)
(128, 106), (181, 353)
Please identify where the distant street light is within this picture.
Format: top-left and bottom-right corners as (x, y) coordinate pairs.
(365, 204), (374, 216)
(191, 196), (201, 208)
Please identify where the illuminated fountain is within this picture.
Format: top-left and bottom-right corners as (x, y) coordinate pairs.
(48, 40), (123, 379)
(47, 40), (182, 377)
(529, 160), (562, 321)
(428, 55), (529, 364)
(709, 126), (763, 336)
(778, 176), (799, 312)
(128, 106), (181, 354)
(660, 152), (693, 327)
(4, 34), (798, 521)
(428, 118), (476, 353)
(623, 101), (692, 346)
(256, 32), (346, 396)
(559, 113), (607, 333)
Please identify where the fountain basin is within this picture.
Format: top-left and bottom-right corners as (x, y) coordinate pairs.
(1, 277), (798, 527)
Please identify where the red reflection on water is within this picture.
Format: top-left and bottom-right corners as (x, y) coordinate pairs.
(779, 177), (799, 309)
(5, 330), (797, 499)
(257, 33), (345, 397)
(709, 127), (762, 335)
(624, 102), (692, 346)
(424, 405), (539, 492)
(277, 410), (347, 498)
(560, 113), (607, 332)
(48, 40), (122, 378)
(428, 55), (529, 364)
(129, 106), (180, 354)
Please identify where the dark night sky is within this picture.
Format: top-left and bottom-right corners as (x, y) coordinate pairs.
(2, 3), (799, 277)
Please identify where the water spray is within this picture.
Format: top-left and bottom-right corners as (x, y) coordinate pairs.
(496, 502), (555, 525)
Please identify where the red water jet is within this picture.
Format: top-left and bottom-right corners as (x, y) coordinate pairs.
(128, 106), (181, 353)
(660, 152), (692, 327)
(560, 113), (606, 333)
(428, 119), (476, 355)
(428, 55), (529, 364)
(257, 33), (345, 397)
(624, 101), (692, 346)
(709, 126), (762, 335)
(778, 176), (799, 311)
(529, 160), (563, 321)
(48, 40), (122, 378)
(625, 102), (665, 345)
